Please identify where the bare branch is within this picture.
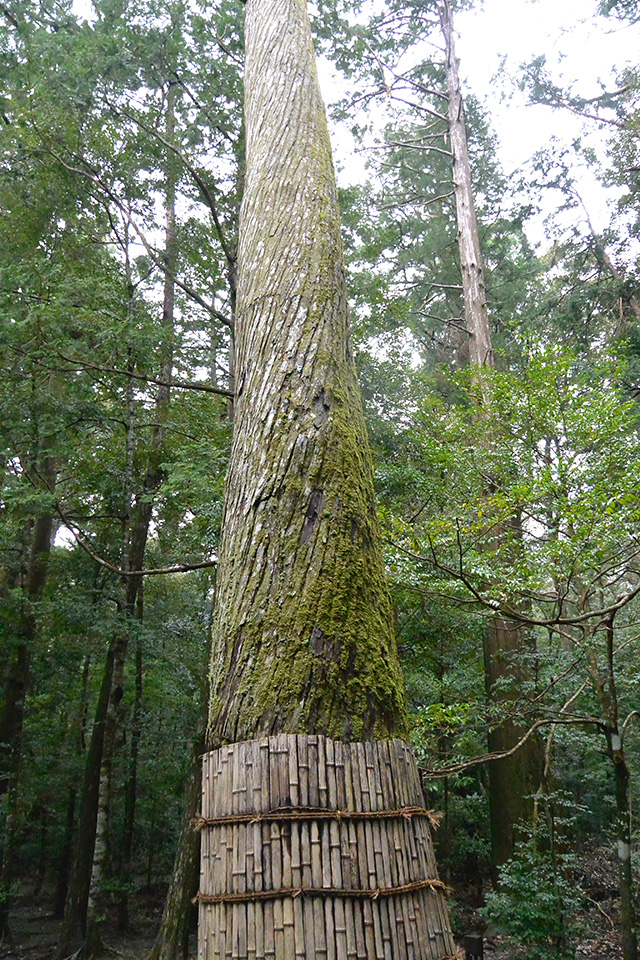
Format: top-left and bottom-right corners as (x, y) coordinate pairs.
(57, 508), (217, 578)
(59, 353), (234, 398)
(421, 715), (605, 779)
(393, 539), (640, 628)
(41, 139), (233, 330)
(108, 101), (236, 267)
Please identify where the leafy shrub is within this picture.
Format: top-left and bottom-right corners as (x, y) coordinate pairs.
(484, 837), (583, 959)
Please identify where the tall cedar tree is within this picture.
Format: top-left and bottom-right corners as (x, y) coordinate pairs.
(206, 0), (408, 745)
(439, 0), (541, 870)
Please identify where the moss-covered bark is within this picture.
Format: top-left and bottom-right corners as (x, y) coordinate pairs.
(207, 0), (407, 746)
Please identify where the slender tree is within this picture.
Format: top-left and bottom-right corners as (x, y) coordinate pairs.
(439, 0), (541, 870)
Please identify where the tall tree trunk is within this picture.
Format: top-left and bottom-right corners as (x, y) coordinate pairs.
(116, 619), (143, 933)
(439, 0), (492, 377)
(54, 655), (91, 919)
(483, 621), (541, 869)
(54, 788), (77, 921)
(76, 140), (177, 949)
(0, 456), (55, 937)
(612, 739), (637, 960)
(199, 2), (455, 954)
(207, 0), (407, 745)
(147, 73), (239, 955)
(592, 615), (638, 960)
(84, 332), (137, 957)
(439, 0), (541, 872)
(57, 639), (117, 957)
(146, 643), (209, 960)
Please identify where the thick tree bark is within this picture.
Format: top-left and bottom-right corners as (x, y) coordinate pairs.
(207, 0), (407, 746)
(200, 4), (455, 956)
(439, 0), (541, 872)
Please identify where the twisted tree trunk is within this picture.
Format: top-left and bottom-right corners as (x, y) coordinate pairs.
(207, 0), (407, 746)
(201, 2), (454, 957)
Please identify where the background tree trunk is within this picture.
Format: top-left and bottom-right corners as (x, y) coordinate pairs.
(439, 0), (541, 872)
(146, 715), (205, 960)
(0, 456), (55, 937)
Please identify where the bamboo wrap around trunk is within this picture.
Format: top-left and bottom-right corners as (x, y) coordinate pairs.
(198, 735), (455, 959)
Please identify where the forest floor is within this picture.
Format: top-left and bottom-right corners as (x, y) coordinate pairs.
(0, 895), (195, 960)
(0, 902), (625, 960)
(0, 901), (625, 960)
(0, 845), (627, 960)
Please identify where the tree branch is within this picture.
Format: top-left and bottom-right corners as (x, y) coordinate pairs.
(58, 353), (233, 398)
(57, 508), (217, 577)
(421, 715), (605, 779)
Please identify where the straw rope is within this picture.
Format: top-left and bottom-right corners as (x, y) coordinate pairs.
(195, 804), (440, 829)
(194, 876), (450, 905)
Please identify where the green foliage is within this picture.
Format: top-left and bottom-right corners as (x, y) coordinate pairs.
(387, 346), (640, 623)
(0, 0), (639, 953)
(485, 839), (583, 960)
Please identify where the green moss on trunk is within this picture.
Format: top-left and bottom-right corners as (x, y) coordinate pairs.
(206, 0), (407, 747)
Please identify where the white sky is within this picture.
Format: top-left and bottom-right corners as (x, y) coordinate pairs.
(71, 0), (639, 242)
(450, 0), (638, 235)
(457, 0), (634, 162)
(317, 0), (639, 243)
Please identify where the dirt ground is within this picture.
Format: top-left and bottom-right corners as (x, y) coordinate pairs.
(0, 897), (197, 960)
(0, 867), (626, 960)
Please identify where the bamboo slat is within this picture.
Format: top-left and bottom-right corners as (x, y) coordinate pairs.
(199, 735), (455, 959)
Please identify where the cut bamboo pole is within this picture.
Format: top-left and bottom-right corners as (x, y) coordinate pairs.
(198, 735), (455, 959)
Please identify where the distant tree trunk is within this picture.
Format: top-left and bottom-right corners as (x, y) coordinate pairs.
(439, 0), (492, 377)
(146, 666), (208, 960)
(116, 619), (143, 933)
(580, 202), (640, 326)
(612, 737), (637, 960)
(54, 788), (77, 920)
(207, 0), (407, 746)
(63, 93), (178, 953)
(54, 654), (91, 919)
(483, 621), (541, 869)
(591, 615), (638, 960)
(84, 337), (137, 957)
(439, 0), (541, 872)
(147, 72), (241, 954)
(115, 89), (178, 936)
(0, 456), (55, 937)
(57, 639), (117, 957)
